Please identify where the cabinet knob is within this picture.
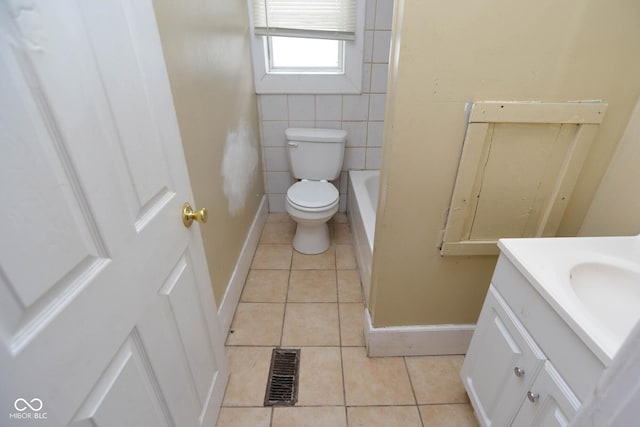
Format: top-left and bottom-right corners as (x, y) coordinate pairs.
(513, 367), (525, 377)
(527, 391), (540, 403)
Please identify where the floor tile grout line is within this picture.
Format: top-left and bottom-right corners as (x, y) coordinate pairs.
(402, 356), (426, 427)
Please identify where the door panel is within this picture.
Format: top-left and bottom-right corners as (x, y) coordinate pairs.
(159, 251), (218, 408)
(0, 1), (227, 426)
(80, 0), (176, 230)
(71, 331), (174, 427)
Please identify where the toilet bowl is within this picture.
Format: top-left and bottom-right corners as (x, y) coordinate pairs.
(286, 179), (339, 254)
(284, 128), (347, 254)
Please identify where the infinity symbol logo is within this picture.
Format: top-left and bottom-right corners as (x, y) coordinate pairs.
(14, 398), (43, 412)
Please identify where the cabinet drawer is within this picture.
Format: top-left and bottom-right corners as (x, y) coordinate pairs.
(462, 286), (545, 427)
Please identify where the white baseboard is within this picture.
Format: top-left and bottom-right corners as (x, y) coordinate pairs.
(218, 196), (268, 334)
(364, 308), (475, 357)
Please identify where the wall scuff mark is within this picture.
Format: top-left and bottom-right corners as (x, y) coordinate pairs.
(222, 121), (258, 215)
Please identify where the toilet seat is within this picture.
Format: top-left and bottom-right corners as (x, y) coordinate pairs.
(287, 180), (339, 211)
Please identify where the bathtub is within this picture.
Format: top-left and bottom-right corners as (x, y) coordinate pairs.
(347, 170), (379, 305)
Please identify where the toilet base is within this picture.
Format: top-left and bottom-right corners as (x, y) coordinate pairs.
(292, 221), (331, 254)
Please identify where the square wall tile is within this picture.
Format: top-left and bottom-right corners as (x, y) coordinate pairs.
(316, 95), (342, 121)
(288, 95), (315, 121)
(367, 121), (384, 147)
(369, 94), (387, 121)
(370, 63), (389, 93)
(264, 147), (289, 171)
(343, 148), (366, 170)
(365, 0), (376, 29)
(375, 0), (395, 30)
(362, 63), (372, 93)
(372, 31), (392, 63)
(364, 30), (374, 63)
(366, 147), (383, 170)
(266, 171), (293, 194)
(342, 122), (368, 147)
(260, 95), (288, 120)
(268, 194), (287, 212)
(339, 171), (349, 193)
(316, 120), (342, 130)
(262, 121), (289, 147)
(289, 120), (315, 128)
(342, 94), (370, 121)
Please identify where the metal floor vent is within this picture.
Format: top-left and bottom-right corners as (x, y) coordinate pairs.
(264, 348), (300, 406)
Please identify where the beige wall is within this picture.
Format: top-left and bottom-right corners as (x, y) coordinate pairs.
(370, 0), (640, 327)
(152, 0), (264, 305)
(579, 97), (640, 237)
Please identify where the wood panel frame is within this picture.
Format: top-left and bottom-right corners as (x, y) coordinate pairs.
(440, 102), (607, 256)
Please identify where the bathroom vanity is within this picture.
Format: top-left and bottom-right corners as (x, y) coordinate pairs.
(462, 236), (640, 426)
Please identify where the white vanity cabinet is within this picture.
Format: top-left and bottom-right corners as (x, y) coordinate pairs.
(462, 254), (605, 427)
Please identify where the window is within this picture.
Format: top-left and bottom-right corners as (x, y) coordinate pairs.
(248, 0), (365, 94)
(268, 36), (343, 73)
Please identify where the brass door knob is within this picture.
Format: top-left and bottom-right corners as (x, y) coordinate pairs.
(182, 202), (208, 227)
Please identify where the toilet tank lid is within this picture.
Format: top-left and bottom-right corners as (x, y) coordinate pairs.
(286, 127), (347, 143)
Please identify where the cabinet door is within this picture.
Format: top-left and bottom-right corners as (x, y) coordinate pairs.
(511, 362), (580, 427)
(461, 286), (545, 427)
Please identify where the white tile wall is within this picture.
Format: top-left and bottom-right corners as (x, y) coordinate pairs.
(369, 94), (387, 121)
(288, 95), (315, 121)
(370, 63), (389, 93)
(367, 122), (385, 147)
(372, 31), (392, 63)
(259, 95), (288, 120)
(342, 94), (370, 121)
(316, 95), (342, 121)
(262, 121), (288, 146)
(258, 0), (394, 212)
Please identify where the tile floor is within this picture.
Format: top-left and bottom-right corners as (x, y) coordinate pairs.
(216, 213), (479, 427)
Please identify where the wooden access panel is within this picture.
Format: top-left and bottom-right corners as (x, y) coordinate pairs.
(441, 102), (607, 256)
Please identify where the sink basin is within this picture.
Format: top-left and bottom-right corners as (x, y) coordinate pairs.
(570, 261), (640, 345)
(498, 235), (640, 364)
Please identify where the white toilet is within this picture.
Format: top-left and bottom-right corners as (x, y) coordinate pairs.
(285, 127), (347, 254)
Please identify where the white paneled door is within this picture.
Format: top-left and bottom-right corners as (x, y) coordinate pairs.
(0, 1), (228, 426)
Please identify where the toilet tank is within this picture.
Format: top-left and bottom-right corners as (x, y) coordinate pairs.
(286, 128), (347, 180)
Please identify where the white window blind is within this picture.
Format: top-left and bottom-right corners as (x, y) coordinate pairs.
(252, 0), (357, 41)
